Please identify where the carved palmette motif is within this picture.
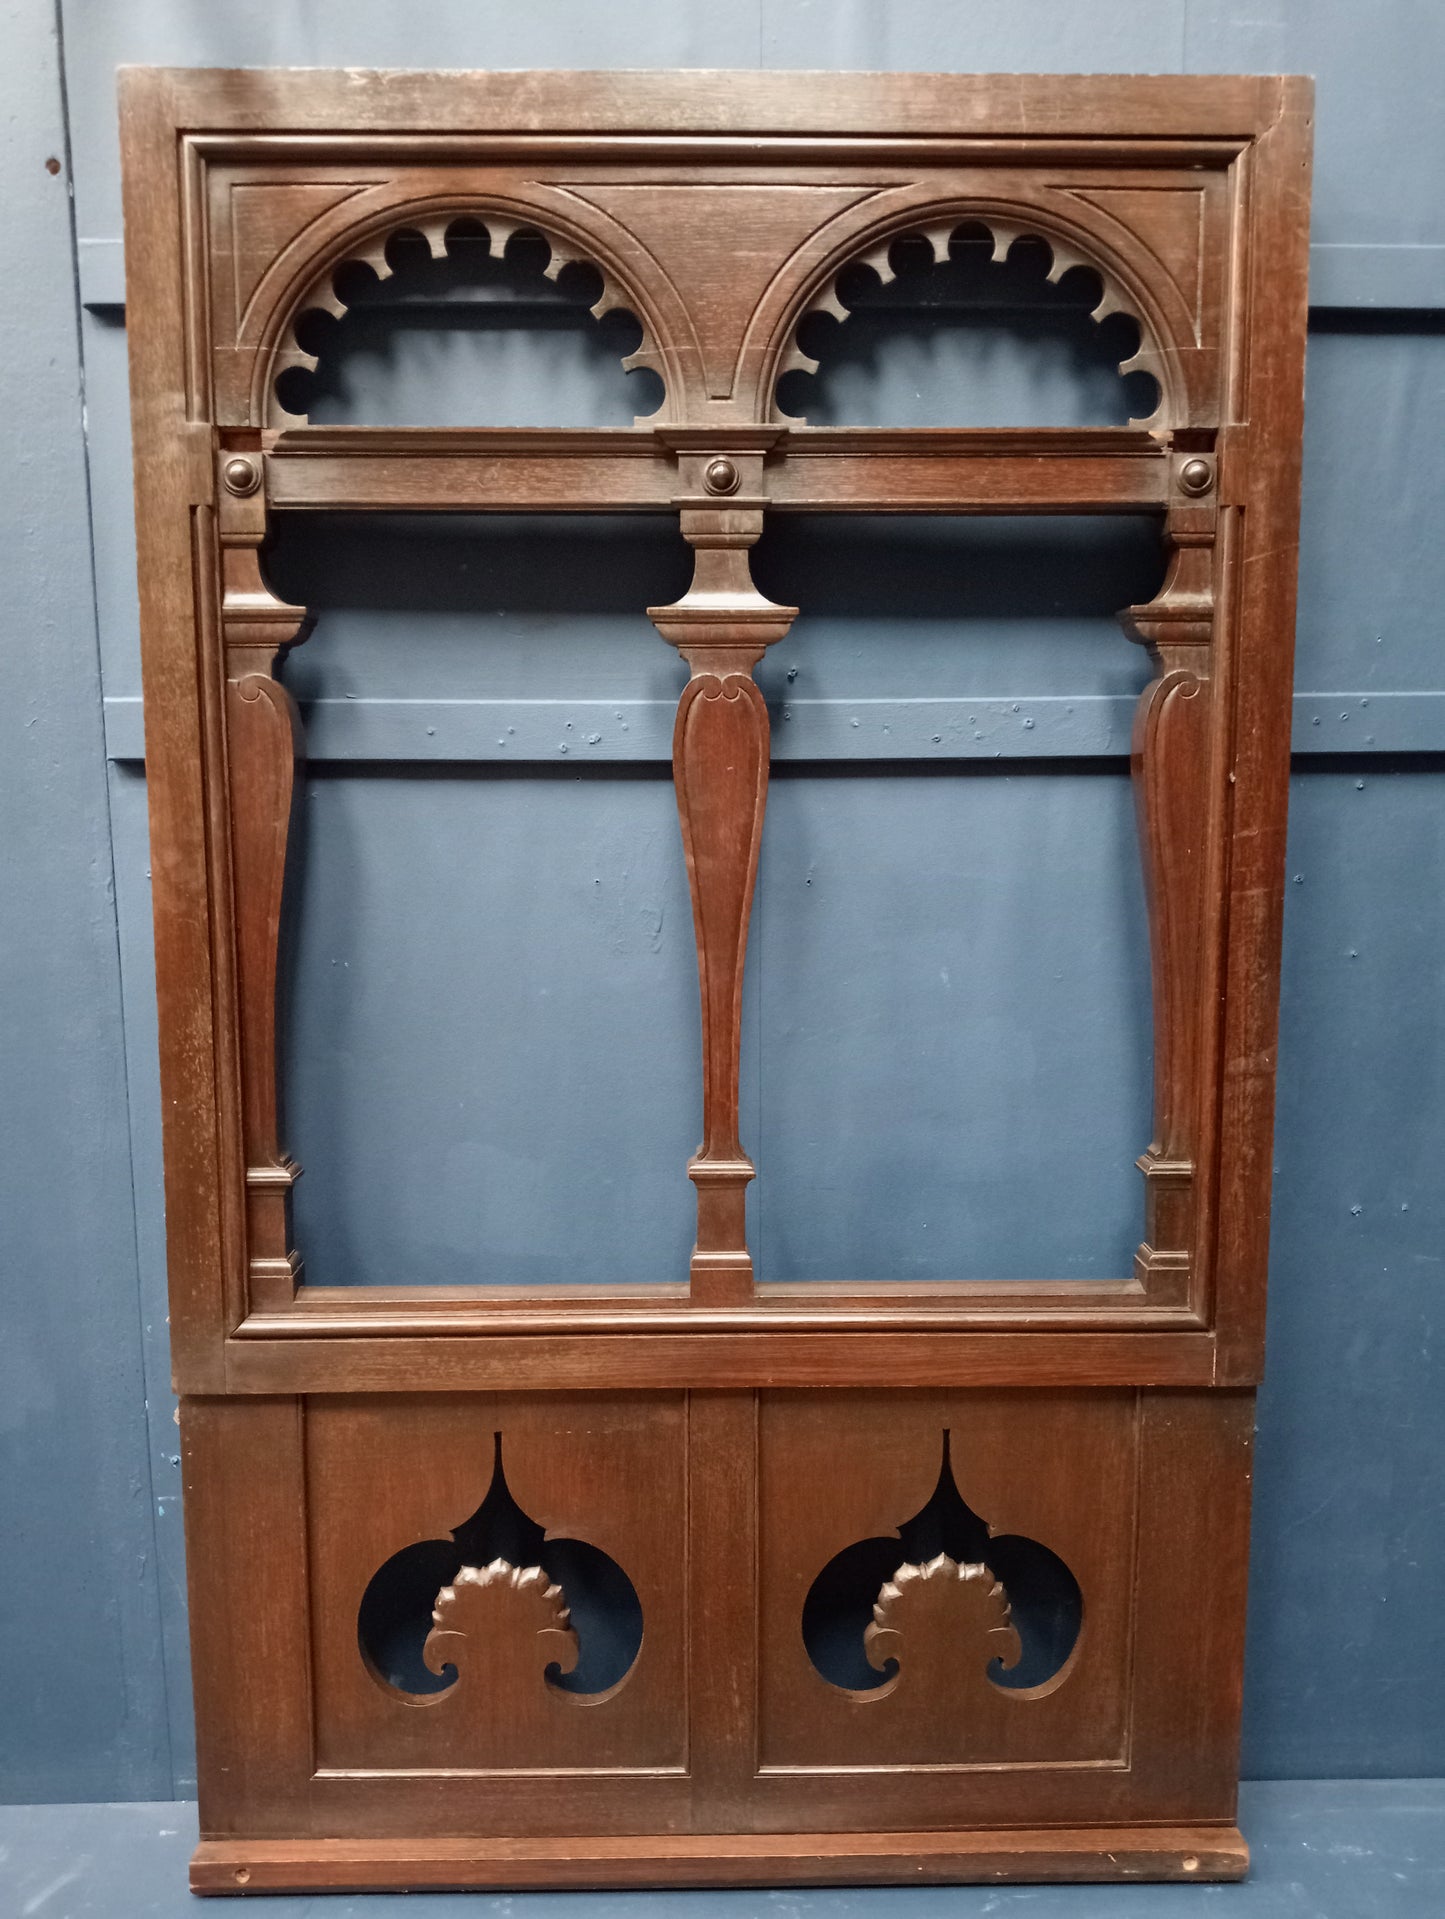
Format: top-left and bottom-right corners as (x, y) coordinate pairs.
(864, 1555), (1023, 1693)
(804, 1433), (1081, 1703)
(423, 1560), (581, 1699)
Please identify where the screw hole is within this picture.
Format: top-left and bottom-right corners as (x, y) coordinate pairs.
(1182, 1855), (1200, 1874)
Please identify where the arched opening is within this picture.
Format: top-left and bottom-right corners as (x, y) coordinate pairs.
(263, 510), (698, 1289)
(777, 225), (1161, 427)
(748, 512), (1165, 1285)
(273, 218), (666, 426)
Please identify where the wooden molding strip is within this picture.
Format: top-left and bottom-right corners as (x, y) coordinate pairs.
(217, 1329), (1225, 1394)
(258, 426), (1172, 515)
(83, 235), (1445, 313)
(104, 690), (1445, 765)
(191, 1822), (1248, 1892)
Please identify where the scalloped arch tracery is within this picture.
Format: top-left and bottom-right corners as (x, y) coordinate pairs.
(765, 203), (1190, 430)
(253, 201), (674, 427)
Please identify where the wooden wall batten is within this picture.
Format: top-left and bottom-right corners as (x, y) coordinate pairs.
(122, 67), (1312, 1894)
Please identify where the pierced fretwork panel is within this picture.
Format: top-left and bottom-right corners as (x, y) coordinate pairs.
(359, 1431), (643, 1700)
(777, 227), (1162, 427)
(308, 1395), (685, 1772)
(803, 1430), (1082, 1698)
(759, 1390), (1136, 1769)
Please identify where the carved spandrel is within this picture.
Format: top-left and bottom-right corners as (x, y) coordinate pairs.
(218, 453), (313, 1310)
(649, 457), (796, 1302)
(1119, 484), (1215, 1299)
(559, 181), (889, 410)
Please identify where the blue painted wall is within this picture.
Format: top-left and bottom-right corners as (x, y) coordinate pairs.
(4, 0), (1444, 1802)
(0, 0), (171, 1801)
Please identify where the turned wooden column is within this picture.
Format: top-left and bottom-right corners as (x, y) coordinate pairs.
(649, 445), (796, 1303)
(217, 451), (314, 1311)
(1118, 455), (1218, 1310)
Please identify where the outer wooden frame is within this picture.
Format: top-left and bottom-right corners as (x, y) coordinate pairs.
(121, 68), (1311, 1893)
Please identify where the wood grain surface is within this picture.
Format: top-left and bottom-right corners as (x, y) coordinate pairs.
(123, 66), (1311, 1894)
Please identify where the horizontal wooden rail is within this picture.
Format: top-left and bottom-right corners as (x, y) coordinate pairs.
(80, 235), (1445, 312)
(259, 426), (1174, 515)
(219, 1328), (1227, 1393)
(104, 690), (1445, 764)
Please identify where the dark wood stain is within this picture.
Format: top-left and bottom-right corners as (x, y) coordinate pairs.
(120, 66), (1313, 1894)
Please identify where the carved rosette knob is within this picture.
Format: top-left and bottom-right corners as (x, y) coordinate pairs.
(703, 456), (741, 496)
(222, 454), (261, 496)
(1178, 457), (1213, 496)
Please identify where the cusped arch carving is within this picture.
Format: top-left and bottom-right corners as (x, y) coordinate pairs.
(760, 200), (1202, 430)
(251, 199), (675, 427)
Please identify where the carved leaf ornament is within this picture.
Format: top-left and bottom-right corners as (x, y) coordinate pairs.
(804, 1432), (1082, 1702)
(359, 1434), (642, 1706)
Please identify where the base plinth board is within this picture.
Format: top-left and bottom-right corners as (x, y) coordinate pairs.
(191, 1824), (1249, 1893)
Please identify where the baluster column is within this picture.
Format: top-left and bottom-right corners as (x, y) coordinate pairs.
(649, 448), (795, 1302)
(218, 452), (313, 1310)
(1119, 457), (1217, 1308)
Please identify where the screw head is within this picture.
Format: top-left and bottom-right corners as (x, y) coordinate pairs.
(222, 455), (260, 496)
(1179, 457), (1213, 496)
(703, 456), (740, 496)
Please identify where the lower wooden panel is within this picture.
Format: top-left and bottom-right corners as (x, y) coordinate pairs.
(192, 1823), (1249, 1893)
(182, 1385), (1253, 1884)
(758, 1389), (1136, 1777)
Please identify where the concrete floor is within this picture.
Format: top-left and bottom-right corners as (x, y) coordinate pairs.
(2, 1782), (1442, 1918)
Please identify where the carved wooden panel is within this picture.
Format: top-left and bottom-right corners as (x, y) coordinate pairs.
(307, 1394), (684, 1775)
(123, 68), (1311, 1895)
(759, 1392), (1134, 1775)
